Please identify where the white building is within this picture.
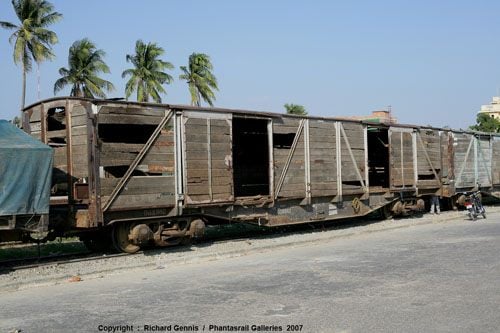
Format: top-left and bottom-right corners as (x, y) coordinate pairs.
(479, 97), (500, 119)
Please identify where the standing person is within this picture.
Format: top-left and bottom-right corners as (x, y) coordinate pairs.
(430, 195), (440, 214)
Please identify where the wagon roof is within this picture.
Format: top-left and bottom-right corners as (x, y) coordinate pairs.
(22, 96), (499, 137)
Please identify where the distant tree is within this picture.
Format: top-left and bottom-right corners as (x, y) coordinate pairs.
(179, 53), (218, 106)
(10, 116), (21, 128)
(284, 103), (308, 116)
(0, 0), (62, 110)
(53, 39), (114, 98)
(469, 113), (500, 133)
(122, 40), (174, 103)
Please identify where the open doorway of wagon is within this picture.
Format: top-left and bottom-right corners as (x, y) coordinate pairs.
(367, 127), (390, 188)
(232, 117), (270, 197)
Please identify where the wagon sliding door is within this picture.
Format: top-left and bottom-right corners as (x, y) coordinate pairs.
(337, 122), (367, 198)
(389, 127), (415, 190)
(273, 119), (366, 202)
(415, 129), (442, 189)
(182, 111), (233, 204)
(492, 137), (500, 186)
(476, 136), (492, 188)
(454, 132), (492, 189)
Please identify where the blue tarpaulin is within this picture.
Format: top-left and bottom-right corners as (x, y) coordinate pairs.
(0, 120), (53, 216)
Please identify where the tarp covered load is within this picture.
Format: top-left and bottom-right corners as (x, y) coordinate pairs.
(0, 120), (53, 216)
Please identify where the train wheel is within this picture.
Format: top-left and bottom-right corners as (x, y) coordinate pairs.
(112, 223), (140, 254)
(380, 204), (392, 220)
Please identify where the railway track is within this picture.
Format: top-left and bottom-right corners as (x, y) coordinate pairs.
(0, 251), (134, 271)
(0, 214), (380, 271)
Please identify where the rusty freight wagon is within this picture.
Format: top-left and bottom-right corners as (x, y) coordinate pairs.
(21, 97), (500, 252)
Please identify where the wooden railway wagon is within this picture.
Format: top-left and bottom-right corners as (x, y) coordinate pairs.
(22, 97), (500, 252)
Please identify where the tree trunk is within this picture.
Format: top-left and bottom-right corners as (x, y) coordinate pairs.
(20, 62), (26, 120)
(37, 62), (41, 100)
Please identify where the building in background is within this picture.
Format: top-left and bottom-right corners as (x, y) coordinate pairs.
(479, 97), (500, 119)
(351, 110), (397, 124)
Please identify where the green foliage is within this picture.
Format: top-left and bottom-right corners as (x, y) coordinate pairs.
(469, 113), (500, 133)
(122, 40), (174, 103)
(10, 116), (21, 128)
(284, 103), (308, 115)
(179, 53), (218, 106)
(0, 0), (62, 108)
(54, 38), (114, 98)
(0, 239), (86, 261)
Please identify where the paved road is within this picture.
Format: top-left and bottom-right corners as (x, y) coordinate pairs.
(1, 213), (500, 333)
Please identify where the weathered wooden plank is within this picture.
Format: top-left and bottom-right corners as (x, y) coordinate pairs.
(47, 129), (66, 139)
(311, 189), (337, 196)
(187, 184), (231, 195)
(186, 160), (228, 170)
(310, 160), (336, 166)
(186, 118), (209, 126)
(70, 135), (87, 146)
(187, 174), (230, 182)
(417, 179), (440, 186)
(274, 117), (301, 126)
(70, 126), (88, 136)
(341, 183), (364, 189)
(311, 181), (338, 189)
(186, 142), (230, 152)
(341, 122), (363, 131)
(101, 176), (175, 195)
(309, 127), (336, 135)
(186, 124), (228, 134)
(53, 153), (67, 166)
(101, 150), (173, 160)
(100, 143), (168, 154)
(67, 153), (89, 166)
(210, 123), (231, 131)
(277, 190), (305, 198)
(311, 181), (337, 189)
(310, 142), (337, 149)
(71, 115), (87, 127)
(99, 113), (164, 125)
(281, 182), (306, 191)
(273, 126), (300, 134)
(71, 105), (87, 117)
(100, 106), (165, 117)
(188, 169), (230, 178)
(101, 158), (175, 169)
(309, 121), (335, 129)
(311, 174), (337, 182)
(104, 193), (175, 210)
(187, 194), (211, 202)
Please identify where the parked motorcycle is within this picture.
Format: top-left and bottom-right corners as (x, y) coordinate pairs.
(463, 191), (486, 221)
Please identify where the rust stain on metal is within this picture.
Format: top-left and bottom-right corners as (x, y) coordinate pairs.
(75, 210), (90, 228)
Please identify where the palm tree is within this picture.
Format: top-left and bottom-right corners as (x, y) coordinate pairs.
(179, 53), (218, 106)
(0, 0), (62, 110)
(121, 40), (174, 103)
(53, 39), (114, 98)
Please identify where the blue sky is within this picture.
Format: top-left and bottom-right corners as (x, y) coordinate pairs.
(1, 0), (499, 129)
